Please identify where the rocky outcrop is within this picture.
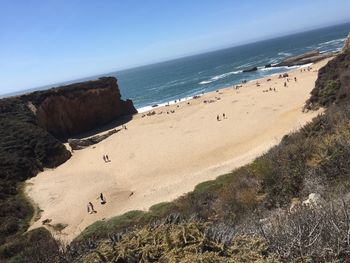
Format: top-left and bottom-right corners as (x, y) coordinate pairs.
(343, 33), (350, 53)
(305, 33), (350, 109)
(0, 76), (136, 251)
(25, 77), (137, 138)
(0, 94), (71, 249)
(68, 129), (119, 150)
(273, 50), (335, 67)
(243, 66), (258, 73)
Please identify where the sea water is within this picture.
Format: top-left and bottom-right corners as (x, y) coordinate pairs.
(112, 22), (350, 112)
(3, 22), (350, 111)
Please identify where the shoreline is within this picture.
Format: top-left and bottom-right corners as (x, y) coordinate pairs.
(25, 58), (330, 242)
(135, 62), (316, 113)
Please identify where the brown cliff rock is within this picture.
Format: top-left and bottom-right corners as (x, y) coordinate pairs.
(305, 33), (350, 109)
(273, 50), (335, 67)
(25, 77), (137, 138)
(342, 33), (350, 54)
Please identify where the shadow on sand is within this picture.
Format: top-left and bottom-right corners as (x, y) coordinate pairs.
(67, 114), (134, 140)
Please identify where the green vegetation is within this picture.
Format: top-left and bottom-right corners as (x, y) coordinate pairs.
(61, 49), (350, 262)
(78, 221), (279, 263)
(306, 50), (350, 109)
(0, 95), (71, 262)
(2, 43), (350, 262)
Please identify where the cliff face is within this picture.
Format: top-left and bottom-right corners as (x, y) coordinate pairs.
(342, 33), (350, 53)
(27, 77), (137, 138)
(0, 77), (136, 254)
(305, 33), (350, 109)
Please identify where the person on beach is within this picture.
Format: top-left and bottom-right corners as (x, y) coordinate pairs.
(294, 77), (297, 82)
(223, 113), (226, 119)
(103, 155), (106, 162)
(217, 115), (220, 121)
(106, 155), (110, 162)
(98, 193), (106, 204)
(87, 202), (96, 214)
(284, 82), (287, 87)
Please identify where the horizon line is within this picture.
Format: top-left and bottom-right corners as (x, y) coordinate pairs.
(2, 20), (350, 98)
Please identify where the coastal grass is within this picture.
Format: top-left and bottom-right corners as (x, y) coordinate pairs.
(78, 221), (279, 263)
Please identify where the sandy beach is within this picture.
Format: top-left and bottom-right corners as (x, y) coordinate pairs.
(25, 59), (330, 242)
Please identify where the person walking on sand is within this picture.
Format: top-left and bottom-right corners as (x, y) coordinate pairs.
(103, 155), (106, 162)
(294, 77), (297, 82)
(223, 113), (226, 119)
(284, 82), (287, 87)
(106, 155), (110, 162)
(88, 202), (96, 214)
(217, 115), (220, 121)
(98, 193), (106, 204)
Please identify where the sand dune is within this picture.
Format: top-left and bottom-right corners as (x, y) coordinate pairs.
(25, 59), (329, 242)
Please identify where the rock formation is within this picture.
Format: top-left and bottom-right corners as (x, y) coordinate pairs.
(273, 50), (336, 67)
(343, 33), (350, 53)
(0, 76), (137, 252)
(25, 77), (137, 138)
(305, 33), (350, 109)
(68, 129), (119, 150)
(243, 66), (258, 73)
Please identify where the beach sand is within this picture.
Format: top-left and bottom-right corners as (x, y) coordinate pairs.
(25, 59), (330, 242)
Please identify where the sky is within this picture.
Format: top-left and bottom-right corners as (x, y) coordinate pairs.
(0, 0), (350, 94)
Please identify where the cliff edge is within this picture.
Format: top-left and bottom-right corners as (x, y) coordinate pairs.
(25, 77), (137, 138)
(305, 33), (350, 109)
(0, 76), (136, 258)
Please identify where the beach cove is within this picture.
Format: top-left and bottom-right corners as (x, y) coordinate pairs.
(25, 58), (329, 242)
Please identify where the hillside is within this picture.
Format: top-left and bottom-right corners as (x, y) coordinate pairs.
(0, 78), (136, 262)
(53, 36), (350, 262)
(2, 36), (350, 262)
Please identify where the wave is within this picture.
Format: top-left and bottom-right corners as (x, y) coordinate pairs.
(199, 70), (241, 85)
(318, 37), (346, 47)
(237, 61), (256, 69)
(199, 80), (214, 85)
(278, 52), (292, 56)
(137, 94), (199, 113)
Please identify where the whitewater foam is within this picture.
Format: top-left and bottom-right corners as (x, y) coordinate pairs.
(199, 70), (241, 85)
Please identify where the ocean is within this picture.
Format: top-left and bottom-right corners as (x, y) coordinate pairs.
(3, 22), (350, 111)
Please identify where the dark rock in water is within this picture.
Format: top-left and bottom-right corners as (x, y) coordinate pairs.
(69, 129), (119, 150)
(152, 104), (158, 108)
(265, 64), (272, 68)
(273, 50), (335, 67)
(243, 66), (258, 72)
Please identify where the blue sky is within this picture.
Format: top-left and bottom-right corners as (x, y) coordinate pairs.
(1, 0), (350, 94)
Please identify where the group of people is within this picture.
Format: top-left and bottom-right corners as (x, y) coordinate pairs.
(217, 113), (226, 121)
(284, 76), (297, 87)
(263, 87), (276, 93)
(87, 193), (106, 214)
(300, 66), (312, 72)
